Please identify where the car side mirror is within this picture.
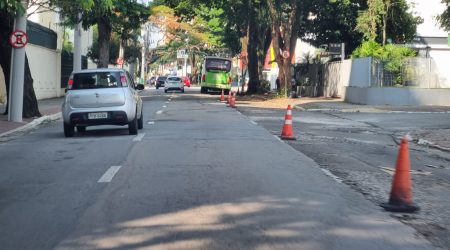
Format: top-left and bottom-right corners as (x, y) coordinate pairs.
(136, 84), (145, 90)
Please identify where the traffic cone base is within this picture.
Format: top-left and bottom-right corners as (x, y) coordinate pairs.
(381, 137), (420, 213)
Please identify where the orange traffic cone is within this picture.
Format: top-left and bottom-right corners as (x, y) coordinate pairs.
(226, 91), (230, 104)
(220, 89), (225, 102)
(381, 137), (420, 212)
(280, 105), (296, 140)
(231, 92), (236, 108)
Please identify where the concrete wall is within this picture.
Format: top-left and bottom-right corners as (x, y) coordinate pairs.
(323, 57), (371, 97)
(26, 44), (62, 100)
(345, 87), (450, 106)
(0, 65), (5, 104)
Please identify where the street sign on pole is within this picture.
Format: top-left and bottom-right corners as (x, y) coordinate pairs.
(9, 30), (28, 49)
(177, 49), (187, 59)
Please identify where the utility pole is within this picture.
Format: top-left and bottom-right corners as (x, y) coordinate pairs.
(73, 13), (82, 71)
(141, 24), (149, 84)
(8, 0), (27, 122)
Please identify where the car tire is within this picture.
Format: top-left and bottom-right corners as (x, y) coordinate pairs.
(200, 87), (206, 93)
(181, 88), (184, 93)
(138, 109), (143, 130)
(156, 85), (159, 89)
(164, 90), (167, 93)
(128, 112), (138, 135)
(64, 123), (74, 137)
(76, 126), (86, 132)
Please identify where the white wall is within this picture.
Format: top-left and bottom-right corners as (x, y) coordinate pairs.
(408, 0), (448, 37)
(26, 44), (62, 100)
(429, 50), (450, 88)
(0, 65), (6, 104)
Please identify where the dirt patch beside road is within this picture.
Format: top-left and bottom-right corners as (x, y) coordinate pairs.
(235, 94), (342, 109)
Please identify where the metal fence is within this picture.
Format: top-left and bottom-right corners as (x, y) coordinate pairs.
(371, 58), (444, 88)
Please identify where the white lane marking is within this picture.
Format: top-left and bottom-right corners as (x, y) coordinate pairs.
(162, 105), (167, 108)
(156, 110), (163, 115)
(165, 102), (170, 104)
(133, 133), (146, 142)
(273, 135), (282, 142)
(250, 120), (258, 125)
(168, 99), (171, 101)
(98, 166), (122, 183)
(148, 121), (155, 125)
(320, 169), (343, 184)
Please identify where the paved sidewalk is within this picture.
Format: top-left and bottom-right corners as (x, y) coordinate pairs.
(0, 97), (63, 137)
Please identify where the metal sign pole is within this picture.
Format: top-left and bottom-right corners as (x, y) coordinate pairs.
(8, 0), (27, 122)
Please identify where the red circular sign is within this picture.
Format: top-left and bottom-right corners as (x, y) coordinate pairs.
(116, 57), (124, 65)
(9, 30), (28, 49)
(282, 50), (290, 59)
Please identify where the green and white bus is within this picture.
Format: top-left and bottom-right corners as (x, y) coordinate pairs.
(200, 56), (232, 94)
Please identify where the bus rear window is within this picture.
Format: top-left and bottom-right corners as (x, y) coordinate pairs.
(72, 72), (122, 90)
(205, 59), (231, 72)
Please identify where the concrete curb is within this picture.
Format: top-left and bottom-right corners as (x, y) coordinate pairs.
(0, 112), (61, 138)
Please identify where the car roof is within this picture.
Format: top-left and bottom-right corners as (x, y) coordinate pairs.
(72, 68), (125, 74)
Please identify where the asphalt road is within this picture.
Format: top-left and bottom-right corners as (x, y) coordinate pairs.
(239, 105), (450, 249)
(0, 87), (434, 249)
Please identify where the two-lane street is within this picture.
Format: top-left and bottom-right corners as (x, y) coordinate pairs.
(0, 88), (434, 249)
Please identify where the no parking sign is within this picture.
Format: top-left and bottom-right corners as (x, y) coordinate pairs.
(9, 30), (28, 49)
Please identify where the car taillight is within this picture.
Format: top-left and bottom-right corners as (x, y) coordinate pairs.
(202, 74), (205, 82)
(67, 79), (73, 89)
(120, 74), (127, 86)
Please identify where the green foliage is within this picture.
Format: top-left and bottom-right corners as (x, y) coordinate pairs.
(352, 41), (416, 75)
(355, 0), (421, 44)
(437, 0), (450, 31)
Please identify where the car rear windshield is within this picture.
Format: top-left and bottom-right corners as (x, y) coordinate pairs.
(205, 58), (231, 72)
(158, 77), (167, 81)
(167, 77), (181, 81)
(72, 72), (122, 90)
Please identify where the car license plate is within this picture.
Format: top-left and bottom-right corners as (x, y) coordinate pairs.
(88, 112), (108, 119)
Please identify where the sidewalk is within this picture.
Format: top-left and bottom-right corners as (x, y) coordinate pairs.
(0, 97), (63, 137)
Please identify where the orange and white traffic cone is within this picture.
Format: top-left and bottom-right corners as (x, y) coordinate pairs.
(220, 89), (225, 102)
(226, 91), (230, 104)
(381, 136), (419, 212)
(280, 105), (295, 140)
(231, 92), (236, 108)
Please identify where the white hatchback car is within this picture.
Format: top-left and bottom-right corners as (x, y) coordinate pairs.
(164, 76), (184, 93)
(62, 68), (144, 137)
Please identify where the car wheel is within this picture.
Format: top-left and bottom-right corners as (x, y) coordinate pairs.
(128, 113), (138, 135)
(64, 123), (74, 137)
(200, 87), (206, 93)
(181, 88), (184, 93)
(164, 90), (167, 93)
(138, 109), (143, 130)
(76, 126), (86, 132)
(156, 86), (159, 89)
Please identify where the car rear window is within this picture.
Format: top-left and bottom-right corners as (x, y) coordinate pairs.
(167, 77), (181, 81)
(72, 72), (122, 89)
(157, 77), (167, 81)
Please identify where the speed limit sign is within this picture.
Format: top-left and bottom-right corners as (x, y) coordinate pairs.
(9, 30), (28, 49)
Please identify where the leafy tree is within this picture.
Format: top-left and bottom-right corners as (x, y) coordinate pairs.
(356, 0), (421, 45)
(437, 0), (450, 31)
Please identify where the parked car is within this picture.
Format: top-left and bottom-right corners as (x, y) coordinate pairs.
(164, 76), (184, 93)
(62, 68), (144, 137)
(156, 76), (167, 89)
(182, 76), (191, 87)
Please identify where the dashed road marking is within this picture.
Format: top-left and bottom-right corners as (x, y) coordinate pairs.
(250, 120), (258, 125)
(156, 110), (163, 115)
(162, 105), (167, 108)
(165, 102), (170, 104)
(98, 166), (122, 183)
(133, 133), (146, 142)
(148, 121), (155, 125)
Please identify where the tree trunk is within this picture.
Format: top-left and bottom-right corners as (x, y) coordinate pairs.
(0, 10), (40, 117)
(246, 2), (260, 94)
(97, 17), (112, 68)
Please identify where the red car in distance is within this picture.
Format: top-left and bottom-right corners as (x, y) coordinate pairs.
(183, 76), (191, 87)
